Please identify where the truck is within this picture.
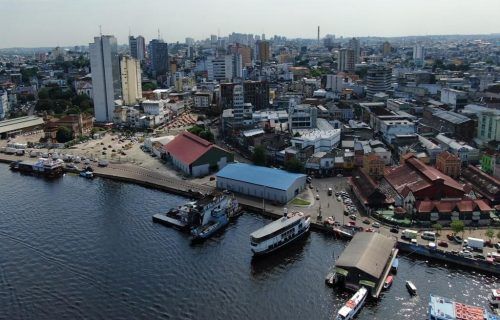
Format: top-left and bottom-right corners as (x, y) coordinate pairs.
(467, 237), (484, 251)
(402, 229), (418, 240)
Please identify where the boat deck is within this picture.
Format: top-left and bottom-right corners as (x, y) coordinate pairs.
(152, 213), (188, 229)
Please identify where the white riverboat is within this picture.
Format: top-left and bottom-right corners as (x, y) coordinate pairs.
(250, 209), (310, 256)
(335, 287), (368, 320)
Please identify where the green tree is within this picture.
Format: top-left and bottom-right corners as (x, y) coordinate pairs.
(284, 158), (304, 173)
(252, 145), (266, 166)
(485, 228), (495, 242)
(142, 82), (157, 91)
(55, 126), (73, 143)
(450, 220), (465, 236)
(432, 223), (443, 237)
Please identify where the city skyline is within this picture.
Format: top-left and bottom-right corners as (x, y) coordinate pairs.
(1, 0), (500, 48)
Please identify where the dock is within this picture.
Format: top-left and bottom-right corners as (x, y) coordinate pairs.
(152, 213), (189, 230)
(372, 248), (398, 298)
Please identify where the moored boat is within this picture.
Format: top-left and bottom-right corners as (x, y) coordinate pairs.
(325, 271), (337, 287)
(490, 289), (500, 310)
(406, 280), (417, 295)
(391, 258), (399, 273)
(383, 275), (393, 290)
(335, 287), (368, 320)
(250, 209), (310, 256)
(429, 294), (500, 320)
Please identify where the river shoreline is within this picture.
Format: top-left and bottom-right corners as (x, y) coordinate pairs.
(1, 155), (499, 276)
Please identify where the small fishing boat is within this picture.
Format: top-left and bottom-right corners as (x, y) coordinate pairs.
(325, 271), (337, 287)
(383, 275), (393, 290)
(406, 281), (417, 296)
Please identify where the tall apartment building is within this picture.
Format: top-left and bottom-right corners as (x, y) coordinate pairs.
(120, 56), (142, 106)
(129, 35), (146, 61)
(348, 37), (361, 63)
(232, 85), (244, 126)
(0, 90), (9, 120)
(89, 35), (121, 122)
(382, 41), (391, 57)
(243, 80), (269, 110)
(338, 48), (355, 72)
(229, 43), (252, 67)
(207, 55), (233, 82)
(256, 40), (270, 63)
(366, 64), (392, 100)
(413, 43), (425, 66)
(220, 81), (269, 110)
(149, 39), (169, 76)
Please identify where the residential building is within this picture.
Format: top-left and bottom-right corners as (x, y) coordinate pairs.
(232, 85), (245, 127)
(129, 35), (146, 61)
(338, 48), (355, 72)
(0, 90), (9, 120)
(348, 37), (361, 63)
(216, 163), (307, 203)
(379, 119), (416, 144)
(207, 55), (233, 82)
(366, 64), (392, 100)
(256, 40), (270, 63)
(382, 41), (391, 57)
(435, 151), (461, 179)
(149, 39), (169, 76)
(440, 88), (467, 110)
(243, 80), (269, 110)
(481, 153), (500, 179)
(193, 92), (213, 110)
(435, 134), (479, 165)
(164, 131), (233, 177)
(477, 109), (500, 144)
(363, 153), (385, 178)
(288, 104), (318, 129)
(89, 35), (121, 122)
(413, 43), (425, 66)
(229, 43), (252, 67)
(120, 56), (142, 106)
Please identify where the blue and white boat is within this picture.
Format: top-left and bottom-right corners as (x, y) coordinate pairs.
(190, 192), (239, 241)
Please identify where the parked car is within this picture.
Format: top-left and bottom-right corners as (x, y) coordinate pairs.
(438, 241), (449, 248)
(495, 243), (500, 250)
(343, 211), (349, 216)
(390, 227), (399, 234)
(315, 194), (320, 200)
(348, 221), (356, 227)
(446, 234), (454, 241)
(362, 219), (370, 225)
(453, 235), (463, 243)
(349, 214), (357, 220)
(365, 228), (374, 233)
(372, 222), (381, 228)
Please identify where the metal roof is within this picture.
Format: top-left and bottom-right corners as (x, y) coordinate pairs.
(336, 232), (396, 279)
(434, 110), (471, 124)
(0, 116), (44, 134)
(216, 163), (306, 191)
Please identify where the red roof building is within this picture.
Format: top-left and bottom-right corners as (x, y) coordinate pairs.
(384, 154), (465, 201)
(163, 131), (233, 177)
(415, 199), (493, 226)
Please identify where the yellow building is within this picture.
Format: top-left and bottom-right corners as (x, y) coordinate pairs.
(120, 56), (142, 106)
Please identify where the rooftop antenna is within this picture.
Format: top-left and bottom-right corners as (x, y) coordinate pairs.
(158, 28), (161, 40)
(99, 25), (102, 36)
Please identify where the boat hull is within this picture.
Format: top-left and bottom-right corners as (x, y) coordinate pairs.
(251, 223), (310, 256)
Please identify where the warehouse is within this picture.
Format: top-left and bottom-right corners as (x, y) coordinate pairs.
(0, 116), (45, 139)
(335, 232), (397, 297)
(216, 163), (307, 203)
(164, 131), (233, 177)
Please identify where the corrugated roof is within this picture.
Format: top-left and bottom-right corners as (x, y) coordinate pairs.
(0, 116), (44, 134)
(164, 131), (214, 165)
(336, 233), (396, 279)
(434, 110), (471, 124)
(216, 163), (306, 191)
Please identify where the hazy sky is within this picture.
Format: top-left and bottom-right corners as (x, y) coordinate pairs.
(1, 0), (499, 48)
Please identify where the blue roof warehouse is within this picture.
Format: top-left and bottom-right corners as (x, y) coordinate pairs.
(216, 163), (307, 204)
